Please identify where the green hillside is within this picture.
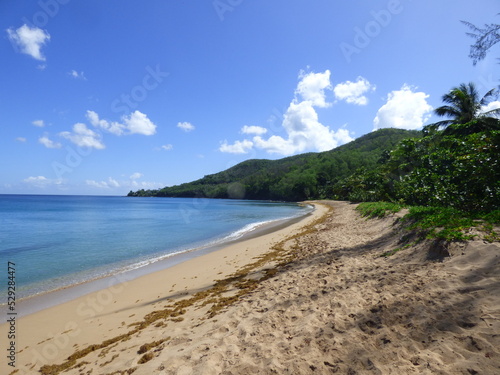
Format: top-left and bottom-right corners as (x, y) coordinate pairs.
(128, 128), (421, 201)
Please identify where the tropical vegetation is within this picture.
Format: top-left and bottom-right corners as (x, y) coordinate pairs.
(129, 80), (500, 241)
(128, 128), (421, 201)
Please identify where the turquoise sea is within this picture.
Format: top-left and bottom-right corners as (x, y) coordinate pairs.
(0, 195), (311, 302)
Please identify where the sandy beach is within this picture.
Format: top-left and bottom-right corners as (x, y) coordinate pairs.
(2, 201), (499, 375)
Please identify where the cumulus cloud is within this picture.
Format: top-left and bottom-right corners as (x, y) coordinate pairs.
(38, 134), (62, 149)
(60, 123), (105, 149)
(334, 77), (375, 105)
(177, 122), (195, 132)
(86, 110), (157, 136)
(373, 85), (433, 130)
(7, 24), (50, 61)
(32, 119), (45, 127)
(253, 100), (353, 155)
(219, 69), (354, 156)
(16, 137), (26, 142)
(161, 144), (173, 151)
(124, 111), (157, 135)
(86, 110), (124, 135)
(219, 139), (254, 154)
(252, 135), (296, 155)
(295, 70), (333, 107)
(241, 125), (267, 135)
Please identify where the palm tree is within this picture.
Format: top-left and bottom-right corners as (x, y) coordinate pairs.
(425, 82), (500, 135)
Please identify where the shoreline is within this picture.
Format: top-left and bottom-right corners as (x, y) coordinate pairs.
(0, 202), (327, 374)
(2, 200), (499, 375)
(0, 206), (313, 318)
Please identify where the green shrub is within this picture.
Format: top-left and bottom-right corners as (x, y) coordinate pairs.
(356, 202), (403, 218)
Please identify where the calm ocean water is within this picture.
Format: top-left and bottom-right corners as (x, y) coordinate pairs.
(0, 195), (311, 302)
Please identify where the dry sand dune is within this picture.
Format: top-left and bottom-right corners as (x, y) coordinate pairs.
(5, 201), (500, 375)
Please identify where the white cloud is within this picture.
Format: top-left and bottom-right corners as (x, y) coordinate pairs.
(295, 70), (333, 107)
(219, 139), (254, 154)
(334, 77), (375, 105)
(107, 177), (120, 187)
(86, 177), (120, 189)
(177, 122), (195, 132)
(60, 123), (105, 149)
(253, 100), (353, 155)
(219, 69), (354, 156)
(38, 134), (62, 149)
(86, 110), (157, 136)
(374, 85), (433, 130)
(123, 111), (157, 135)
(32, 119), (45, 127)
(87, 177), (163, 191)
(23, 176), (62, 188)
(252, 135), (297, 155)
(86, 180), (108, 189)
(7, 24), (50, 61)
(24, 176), (48, 183)
(86, 110), (124, 135)
(69, 70), (86, 80)
(241, 125), (267, 135)
(161, 144), (173, 151)
(481, 100), (500, 116)
(16, 137), (26, 142)
(130, 172), (143, 180)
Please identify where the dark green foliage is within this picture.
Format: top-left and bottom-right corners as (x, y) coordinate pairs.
(389, 130), (500, 211)
(331, 127), (500, 213)
(128, 128), (419, 201)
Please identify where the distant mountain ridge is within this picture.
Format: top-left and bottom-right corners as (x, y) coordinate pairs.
(128, 128), (421, 201)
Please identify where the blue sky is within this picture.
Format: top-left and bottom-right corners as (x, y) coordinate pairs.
(1, 0), (498, 195)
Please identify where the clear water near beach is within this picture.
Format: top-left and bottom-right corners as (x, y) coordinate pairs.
(0, 195), (312, 302)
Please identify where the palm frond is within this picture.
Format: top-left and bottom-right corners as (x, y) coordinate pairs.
(480, 88), (499, 107)
(434, 105), (460, 118)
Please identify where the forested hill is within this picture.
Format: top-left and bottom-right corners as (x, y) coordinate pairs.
(128, 128), (420, 201)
